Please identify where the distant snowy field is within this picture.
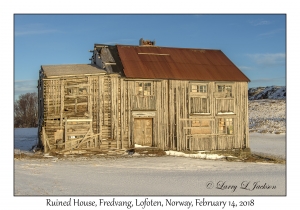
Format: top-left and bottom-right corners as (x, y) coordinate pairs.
(14, 128), (38, 152)
(249, 99), (286, 134)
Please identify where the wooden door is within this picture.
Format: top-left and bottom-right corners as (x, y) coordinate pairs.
(134, 118), (153, 146)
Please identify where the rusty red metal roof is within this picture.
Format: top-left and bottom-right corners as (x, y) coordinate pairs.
(116, 45), (250, 82)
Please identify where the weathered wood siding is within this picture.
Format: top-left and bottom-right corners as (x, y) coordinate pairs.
(121, 80), (248, 151)
(168, 81), (249, 151)
(38, 72), (249, 153)
(38, 73), (128, 152)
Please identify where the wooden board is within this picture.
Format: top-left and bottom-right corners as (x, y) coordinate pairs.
(133, 118), (153, 146)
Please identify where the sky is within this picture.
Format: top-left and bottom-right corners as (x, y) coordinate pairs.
(14, 14), (286, 100)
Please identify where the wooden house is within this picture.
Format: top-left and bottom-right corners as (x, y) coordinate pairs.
(38, 39), (250, 154)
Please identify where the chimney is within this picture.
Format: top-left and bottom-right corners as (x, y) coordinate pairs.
(139, 38), (155, 46)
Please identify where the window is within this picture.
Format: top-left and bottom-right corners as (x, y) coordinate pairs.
(191, 84), (207, 93)
(218, 118), (233, 134)
(217, 85), (232, 97)
(79, 87), (87, 95)
(135, 82), (152, 96)
(189, 84), (209, 114)
(144, 83), (151, 95)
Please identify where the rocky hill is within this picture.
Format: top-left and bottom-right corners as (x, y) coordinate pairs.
(248, 86), (286, 100)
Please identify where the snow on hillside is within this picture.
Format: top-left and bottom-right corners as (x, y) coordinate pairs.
(248, 99), (286, 134)
(248, 86), (286, 100)
(248, 86), (286, 134)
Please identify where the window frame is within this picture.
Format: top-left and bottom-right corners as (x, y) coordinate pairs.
(189, 83), (210, 115)
(135, 81), (153, 96)
(215, 83), (235, 115)
(190, 83), (208, 94)
(216, 84), (233, 98)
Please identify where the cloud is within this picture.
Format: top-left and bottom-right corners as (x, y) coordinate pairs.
(238, 66), (252, 71)
(247, 53), (285, 67)
(251, 77), (285, 83)
(250, 20), (271, 26)
(249, 77), (286, 87)
(15, 29), (60, 36)
(14, 80), (38, 100)
(15, 23), (61, 36)
(258, 28), (285, 37)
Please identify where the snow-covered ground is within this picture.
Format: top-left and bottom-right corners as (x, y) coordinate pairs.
(14, 127), (38, 152)
(14, 127), (286, 196)
(14, 155), (285, 196)
(250, 133), (285, 158)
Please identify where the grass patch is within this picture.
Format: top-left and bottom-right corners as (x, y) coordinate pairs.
(275, 131), (281, 134)
(226, 153), (285, 164)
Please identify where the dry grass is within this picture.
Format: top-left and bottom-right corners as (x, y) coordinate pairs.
(225, 153), (286, 164)
(14, 150), (285, 164)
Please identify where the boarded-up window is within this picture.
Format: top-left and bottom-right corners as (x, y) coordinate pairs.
(218, 118), (233, 134)
(191, 120), (212, 134)
(216, 98), (234, 114)
(65, 86), (88, 116)
(190, 97), (210, 114)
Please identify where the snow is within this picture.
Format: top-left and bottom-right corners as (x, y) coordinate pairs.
(135, 144), (150, 148)
(14, 128), (38, 152)
(14, 155), (285, 196)
(250, 133), (286, 158)
(248, 86), (286, 100)
(13, 128), (286, 196)
(166, 150), (225, 159)
(249, 99), (286, 134)
(217, 112), (235, 115)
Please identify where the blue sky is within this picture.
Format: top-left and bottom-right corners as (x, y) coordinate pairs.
(14, 14), (286, 99)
